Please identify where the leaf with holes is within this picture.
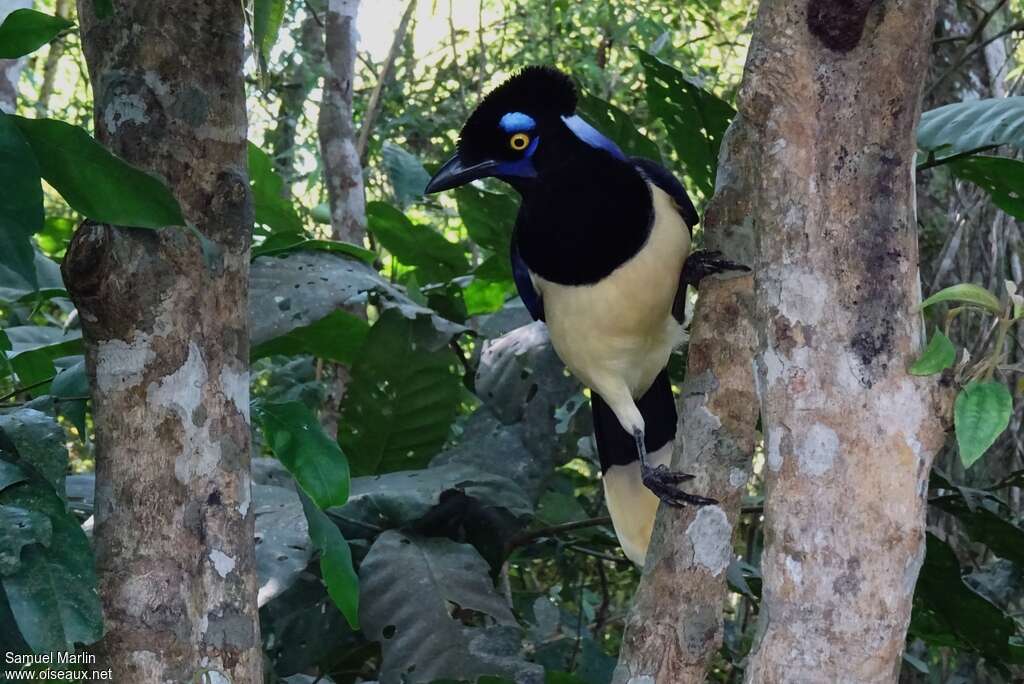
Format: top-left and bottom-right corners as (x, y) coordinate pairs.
(909, 329), (956, 376)
(299, 490), (359, 629)
(951, 156), (1024, 222)
(0, 505), (51, 576)
(252, 309), (370, 365)
(254, 400), (350, 509)
(918, 97), (1024, 155)
(635, 49), (735, 198)
(12, 116), (184, 228)
(955, 382), (1012, 469)
(0, 9), (73, 59)
(359, 530), (540, 684)
(0, 113), (44, 290)
(339, 309), (462, 476)
(0, 409), (68, 495)
(919, 283), (1003, 315)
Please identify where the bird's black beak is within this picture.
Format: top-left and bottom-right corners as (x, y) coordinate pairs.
(425, 154), (500, 194)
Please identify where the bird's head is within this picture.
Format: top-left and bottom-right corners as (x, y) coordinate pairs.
(425, 66), (625, 195)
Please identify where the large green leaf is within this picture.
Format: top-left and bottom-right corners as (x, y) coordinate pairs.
(0, 481), (103, 652)
(252, 309), (370, 364)
(251, 236), (374, 262)
(359, 531), (537, 684)
(382, 142), (430, 208)
(930, 497), (1024, 567)
(911, 532), (1018, 661)
(0, 462), (28, 493)
(249, 142), (303, 237)
(0, 505), (51, 576)
(254, 400), (350, 509)
(918, 97), (1024, 155)
(955, 381), (1012, 469)
(909, 329), (956, 376)
(366, 202), (469, 283)
(298, 490), (359, 630)
(951, 156), (1024, 221)
(453, 185), (518, 254)
(339, 309), (462, 476)
(0, 250), (65, 305)
(919, 282), (1003, 315)
(577, 92), (661, 161)
(0, 9), (73, 59)
(635, 49), (735, 198)
(12, 116), (184, 228)
(0, 113), (44, 290)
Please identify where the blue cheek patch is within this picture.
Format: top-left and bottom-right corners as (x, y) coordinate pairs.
(496, 136), (540, 178)
(562, 115), (626, 161)
(500, 111), (537, 133)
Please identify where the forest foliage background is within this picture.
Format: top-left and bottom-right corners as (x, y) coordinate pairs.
(3, 0), (1024, 681)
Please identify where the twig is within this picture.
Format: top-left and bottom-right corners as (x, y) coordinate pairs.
(506, 516), (612, 549)
(916, 144), (999, 172)
(929, 19), (1024, 96)
(0, 376), (56, 403)
(566, 544), (631, 565)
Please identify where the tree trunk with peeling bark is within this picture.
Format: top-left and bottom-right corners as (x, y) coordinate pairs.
(742, 1), (947, 680)
(613, 120), (759, 683)
(319, 0), (367, 244)
(64, 2), (261, 680)
(0, 0), (32, 113)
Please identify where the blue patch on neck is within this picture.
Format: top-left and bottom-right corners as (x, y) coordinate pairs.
(499, 111), (537, 133)
(562, 115), (626, 160)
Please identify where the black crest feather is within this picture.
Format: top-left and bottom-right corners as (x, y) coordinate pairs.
(458, 66), (577, 159)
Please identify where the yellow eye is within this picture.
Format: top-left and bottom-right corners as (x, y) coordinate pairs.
(509, 133), (531, 151)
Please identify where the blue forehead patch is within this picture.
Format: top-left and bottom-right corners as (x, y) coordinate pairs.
(499, 111), (537, 133)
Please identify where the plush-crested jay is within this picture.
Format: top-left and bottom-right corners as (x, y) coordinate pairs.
(425, 66), (746, 565)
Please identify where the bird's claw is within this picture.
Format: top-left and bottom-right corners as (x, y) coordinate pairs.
(641, 464), (718, 507)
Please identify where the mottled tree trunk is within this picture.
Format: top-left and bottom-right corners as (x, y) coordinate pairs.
(613, 121), (758, 683)
(741, 1), (947, 681)
(64, 2), (260, 681)
(0, 0), (32, 112)
(319, 0), (366, 244)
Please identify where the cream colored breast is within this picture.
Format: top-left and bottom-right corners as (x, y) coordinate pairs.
(533, 184), (691, 396)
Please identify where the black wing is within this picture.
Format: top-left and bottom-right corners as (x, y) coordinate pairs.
(511, 233), (544, 322)
(631, 156), (699, 231)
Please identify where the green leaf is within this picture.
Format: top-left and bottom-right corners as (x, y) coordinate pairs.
(911, 533), (1017, 661)
(955, 382), (1012, 469)
(252, 309), (370, 364)
(253, 0), (285, 63)
(366, 202), (469, 283)
(0, 9), (73, 59)
(0, 250), (66, 305)
(919, 283), (1003, 315)
(4, 326), (82, 390)
(339, 309), (462, 476)
(50, 359), (89, 435)
(298, 490), (359, 629)
(382, 142), (430, 208)
(577, 92), (661, 161)
(635, 49), (735, 198)
(249, 142), (303, 236)
(918, 97), (1024, 155)
(909, 329), (956, 376)
(0, 409), (69, 494)
(0, 113), (44, 291)
(0, 505), (51, 576)
(453, 185), (518, 253)
(0, 481), (103, 652)
(0, 461), (28, 493)
(950, 156), (1024, 221)
(12, 116), (184, 228)
(254, 400), (350, 509)
(463, 277), (514, 316)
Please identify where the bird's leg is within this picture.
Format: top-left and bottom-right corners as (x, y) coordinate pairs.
(680, 249), (751, 289)
(634, 429), (718, 507)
